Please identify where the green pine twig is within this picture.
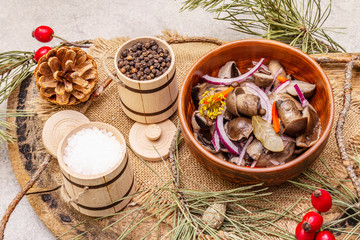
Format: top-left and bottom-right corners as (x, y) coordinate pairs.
(181, 0), (345, 54)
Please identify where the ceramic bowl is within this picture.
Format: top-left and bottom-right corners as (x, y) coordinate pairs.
(178, 39), (334, 186)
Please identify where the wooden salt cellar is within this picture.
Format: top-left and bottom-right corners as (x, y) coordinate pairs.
(114, 36), (178, 124)
(57, 122), (136, 217)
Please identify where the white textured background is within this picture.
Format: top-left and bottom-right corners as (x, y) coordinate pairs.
(0, 0), (359, 239)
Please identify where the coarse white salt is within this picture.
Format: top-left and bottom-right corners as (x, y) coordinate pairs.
(63, 127), (124, 175)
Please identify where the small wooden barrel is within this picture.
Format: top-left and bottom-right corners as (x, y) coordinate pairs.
(57, 122), (136, 217)
(114, 36), (178, 124)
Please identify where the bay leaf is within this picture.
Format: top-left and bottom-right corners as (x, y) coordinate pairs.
(252, 115), (284, 152)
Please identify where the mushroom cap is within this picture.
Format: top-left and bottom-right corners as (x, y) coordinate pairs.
(246, 139), (267, 161)
(283, 80), (316, 98)
(191, 111), (211, 133)
(269, 93), (303, 111)
(276, 100), (307, 136)
(283, 117), (307, 136)
(196, 131), (218, 153)
(218, 61), (241, 79)
(268, 60), (287, 88)
(257, 141), (296, 167)
(225, 87), (242, 117)
(296, 105), (321, 147)
(236, 93), (260, 117)
(192, 82), (228, 104)
(225, 117), (253, 141)
(253, 72), (273, 87)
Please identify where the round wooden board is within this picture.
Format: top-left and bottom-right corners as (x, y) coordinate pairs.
(7, 40), (360, 239)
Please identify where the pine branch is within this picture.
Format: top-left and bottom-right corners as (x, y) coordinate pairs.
(181, 0), (345, 54)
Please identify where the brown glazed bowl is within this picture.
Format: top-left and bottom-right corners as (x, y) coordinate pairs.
(178, 39), (334, 186)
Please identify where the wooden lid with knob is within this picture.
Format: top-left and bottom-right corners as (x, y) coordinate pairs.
(42, 110), (90, 157)
(129, 120), (176, 161)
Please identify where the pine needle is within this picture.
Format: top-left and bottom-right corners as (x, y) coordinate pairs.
(181, 0), (345, 54)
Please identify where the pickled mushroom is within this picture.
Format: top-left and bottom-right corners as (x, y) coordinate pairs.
(296, 105), (321, 147)
(269, 93), (303, 111)
(226, 87), (260, 117)
(282, 80), (316, 98)
(257, 141), (296, 167)
(225, 117), (253, 141)
(218, 61), (240, 79)
(275, 100), (307, 136)
(253, 72), (274, 87)
(268, 60), (287, 87)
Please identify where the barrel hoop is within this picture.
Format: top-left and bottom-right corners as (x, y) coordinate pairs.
(62, 154), (129, 189)
(74, 174), (135, 211)
(123, 70), (176, 94)
(120, 92), (178, 117)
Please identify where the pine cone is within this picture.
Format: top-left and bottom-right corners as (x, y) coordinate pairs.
(35, 46), (98, 105)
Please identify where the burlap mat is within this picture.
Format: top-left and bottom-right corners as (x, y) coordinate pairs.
(7, 34), (360, 238)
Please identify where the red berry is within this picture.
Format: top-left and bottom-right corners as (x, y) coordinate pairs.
(315, 230), (335, 240)
(311, 189), (332, 212)
(32, 26), (54, 43)
(34, 46), (52, 62)
(302, 211), (323, 232)
(296, 222), (315, 240)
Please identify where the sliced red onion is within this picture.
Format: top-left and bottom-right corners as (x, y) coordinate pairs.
(236, 136), (253, 166)
(202, 58), (265, 85)
(212, 130), (221, 152)
(269, 159), (280, 166)
(215, 114), (240, 155)
(245, 82), (272, 123)
(250, 160), (257, 168)
(252, 60), (270, 73)
(273, 80), (290, 94)
(265, 68), (283, 94)
(294, 83), (310, 108)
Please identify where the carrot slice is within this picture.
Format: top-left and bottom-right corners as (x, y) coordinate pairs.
(277, 76), (288, 83)
(272, 101), (281, 133)
(203, 86), (234, 104)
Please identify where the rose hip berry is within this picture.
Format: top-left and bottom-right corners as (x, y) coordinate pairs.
(32, 26), (54, 43)
(34, 46), (52, 62)
(296, 222), (315, 240)
(311, 189), (332, 212)
(315, 230), (336, 240)
(302, 211), (323, 232)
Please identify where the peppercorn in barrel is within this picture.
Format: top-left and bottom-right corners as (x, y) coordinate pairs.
(117, 40), (171, 81)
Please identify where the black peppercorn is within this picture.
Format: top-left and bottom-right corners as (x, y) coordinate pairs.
(118, 39), (172, 81)
(122, 49), (129, 57)
(131, 44), (137, 52)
